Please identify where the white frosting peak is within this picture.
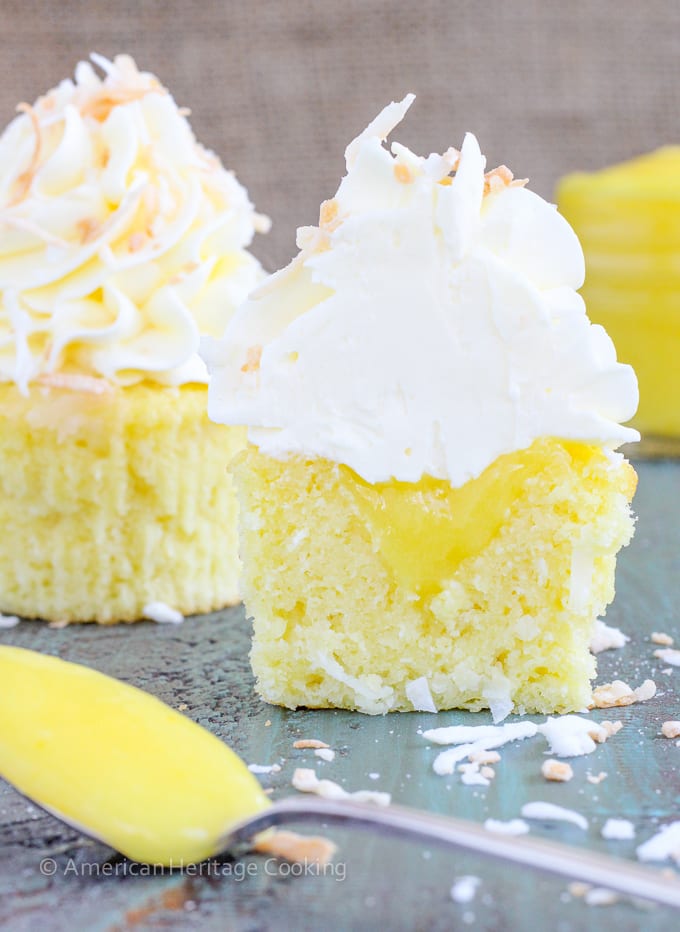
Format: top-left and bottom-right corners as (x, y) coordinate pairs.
(204, 96), (639, 485)
(0, 54), (268, 391)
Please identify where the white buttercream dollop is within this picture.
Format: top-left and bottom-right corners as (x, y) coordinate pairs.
(204, 94), (638, 486)
(0, 53), (268, 392)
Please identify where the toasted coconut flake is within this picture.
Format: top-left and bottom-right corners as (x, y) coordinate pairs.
(293, 739), (330, 750)
(542, 759), (574, 782)
(468, 750), (501, 765)
(48, 619), (70, 629)
(587, 771), (608, 784)
(80, 85), (165, 122)
(483, 164), (522, 196)
(76, 217), (102, 244)
(590, 679), (656, 708)
(661, 721), (680, 739)
(253, 829), (337, 865)
(241, 345), (262, 374)
(651, 632), (674, 646)
(393, 163), (414, 184)
(601, 721), (623, 738)
(319, 199), (339, 228)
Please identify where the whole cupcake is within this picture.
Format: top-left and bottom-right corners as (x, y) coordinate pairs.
(205, 96), (639, 717)
(0, 54), (269, 623)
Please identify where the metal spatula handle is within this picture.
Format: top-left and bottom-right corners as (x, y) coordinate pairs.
(226, 796), (680, 910)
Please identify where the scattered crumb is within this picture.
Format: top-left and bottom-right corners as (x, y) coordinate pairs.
(662, 668), (674, 676)
(600, 721), (623, 739)
(293, 739), (330, 750)
(601, 818), (635, 840)
(652, 632), (674, 646)
(143, 602), (183, 625)
(177, 703), (188, 712)
(47, 620), (69, 629)
(368, 772), (380, 780)
(587, 772), (608, 785)
(480, 766), (496, 780)
(661, 721), (680, 739)
(654, 649), (680, 668)
(292, 768), (390, 806)
(458, 762), (490, 787)
(591, 679), (656, 708)
(484, 818), (530, 836)
(315, 748), (336, 763)
(0, 613), (20, 628)
(264, 720), (271, 727)
(248, 763), (281, 775)
(450, 876), (480, 904)
(539, 715), (608, 756)
(542, 759), (574, 782)
(590, 620), (629, 654)
(521, 801), (588, 830)
(253, 829), (337, 865)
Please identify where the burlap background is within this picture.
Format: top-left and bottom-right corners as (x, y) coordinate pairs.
(2, 0), (679, 269)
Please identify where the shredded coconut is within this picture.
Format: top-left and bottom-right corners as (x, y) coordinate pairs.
(587, 771), (608, 784)
(292, 768), (390, 806)
(0, 613), (20, 628)
(584, 888), (619, 906)
(484, 818), (530, 836)
(450, 876), (480, 904)
(521, 801), (588, 830)
(601, 819), (635, 840)
(293, 739), (329, 749)
(661, 721), (680, 739)
(538, 715), (607, 757)
(591, 679), (656, 708)
(253, 830), (337, 865)
(590, 620), (629, 654)
(248, 763), (281, 775)
(405, 676), (438, 713)
(315, 748), (336, 762)
(424, 721), (537, 775)
(143, 602), (183, 624)
(636, 822), (680, 865)
(654, 648), (680, 668)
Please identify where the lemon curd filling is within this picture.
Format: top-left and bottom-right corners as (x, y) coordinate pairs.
(0, 646), (270, 865)
(346, 441), (600, 599)
(234, 438), (636, 716)
(558, 148), (680, 438)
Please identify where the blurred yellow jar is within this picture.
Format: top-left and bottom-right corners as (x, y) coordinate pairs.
(557, 148), (680, 443)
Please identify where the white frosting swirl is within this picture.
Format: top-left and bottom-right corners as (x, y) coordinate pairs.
(0, 54), (269, 391)
(204, 95), (639, 486)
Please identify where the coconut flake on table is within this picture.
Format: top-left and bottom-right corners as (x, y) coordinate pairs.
(405, 676), (437, 713)
(484, 818), (530, 836)
(590, 679), (656, 708)
(653, 648), (680, 667)
(292, 768), (390, 806)
(248, 763), (282, 774)
(538, 715), (609, 757)
(521, 801), (588, 830)
(651, 632), (674, 646)
(590, 620), (629, 654)
(143, 602), (184, 624)
(0, 613), (20, 628)
(423, 721), (538, 776)
(636, 822), (680, 864)
(450, 875), (480, 904)
(601, 818), (635, 840)
(661, 721), (680, 739)
(315, 748), (336, 762)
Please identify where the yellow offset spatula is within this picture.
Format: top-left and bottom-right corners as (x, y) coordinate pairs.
(1, 645), (679, 910)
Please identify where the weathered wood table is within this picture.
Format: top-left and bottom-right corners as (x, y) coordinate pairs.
(1, 459), (678, 931)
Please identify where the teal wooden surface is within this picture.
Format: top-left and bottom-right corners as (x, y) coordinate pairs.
(0, 458), (678, 931)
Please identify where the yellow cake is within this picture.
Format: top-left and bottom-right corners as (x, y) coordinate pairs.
(557, 148), (680, 439)
(0, 55), (268, 623)
(204, 96), (639, 715)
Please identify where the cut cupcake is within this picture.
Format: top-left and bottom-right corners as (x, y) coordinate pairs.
(204, 95), (639, 716)
(0, 54), (269, 623)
